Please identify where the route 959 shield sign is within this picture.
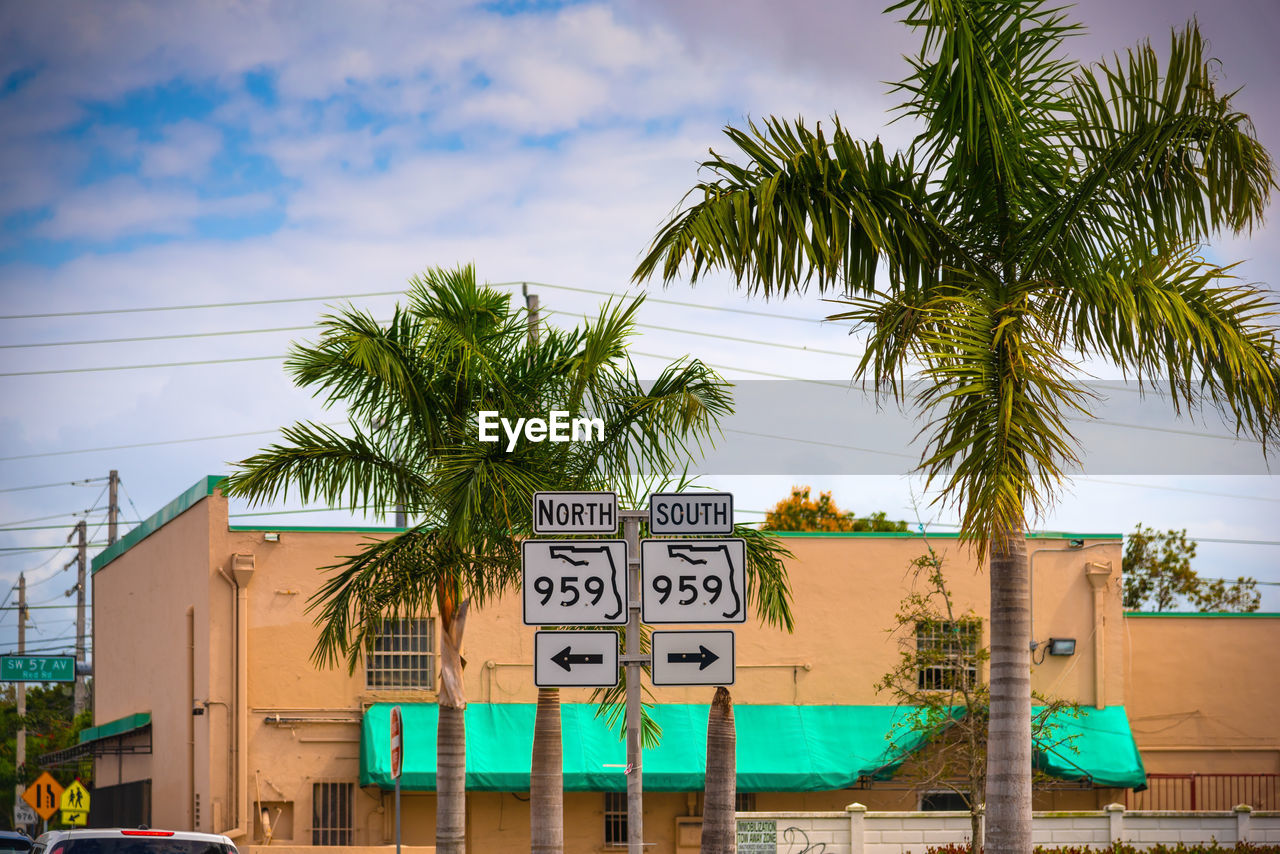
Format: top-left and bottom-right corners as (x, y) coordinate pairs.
(640, 538), (747, 624)
(522, 540), (628, 625)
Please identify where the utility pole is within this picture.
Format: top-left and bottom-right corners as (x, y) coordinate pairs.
(67, 519), (88, 716)
(108, 469), (120, 544)
(523, 283), (540, 349)
(16, 573), (28, 824)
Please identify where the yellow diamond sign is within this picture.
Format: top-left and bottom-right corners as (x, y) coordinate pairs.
(60, 780), (90, 820)
(22, 772), (63, 821)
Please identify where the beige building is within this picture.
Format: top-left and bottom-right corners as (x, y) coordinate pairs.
(48, 476), (1277, 852)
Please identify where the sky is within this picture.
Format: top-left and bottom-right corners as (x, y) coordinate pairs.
(2, 0), (1279, 661)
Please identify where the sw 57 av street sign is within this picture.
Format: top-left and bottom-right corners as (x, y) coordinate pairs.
(640, 538), (746, 624)
(2, 655), (75, 682)
(534, 630), (619, 687)
(522, 540), (628, 625)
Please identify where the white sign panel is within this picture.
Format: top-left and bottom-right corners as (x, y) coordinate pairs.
(534, 630), (620, 687)
(523, 539), (628, 625)
(640, 538), (747, 624)
(14, 800), (36, 826)
(532, 491), (618, 535)
(651, 630), (735, 686)
(648, 492), (734, 535)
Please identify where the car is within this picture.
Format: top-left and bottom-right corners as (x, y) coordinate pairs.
(30, 829), (237, 854)
(0, 831), (33, 854)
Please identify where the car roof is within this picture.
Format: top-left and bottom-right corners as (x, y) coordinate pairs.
(35, 831), (233, 845)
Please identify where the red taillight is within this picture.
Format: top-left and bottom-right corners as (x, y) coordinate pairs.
(119, 832), (174, 838)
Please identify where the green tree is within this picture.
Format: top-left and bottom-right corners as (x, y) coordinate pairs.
(877, 546), (1077, 854)
(224, 265), (734, 854)
(1, 682), (93, 828)
(634, 3), (1279, 849)
(761, 486), (908, 532)
(1124, 525), (1260, 612)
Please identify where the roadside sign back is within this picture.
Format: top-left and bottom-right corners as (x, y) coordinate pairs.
(2, 655), (75, 682)
(23, 771), (63, 820)
(640, 538), (747, 624)
(651, 630), (735, 686)
(648, 492), (734, 535)
(534, 630), (619, 687)
(13, 800), (36, 826)
(522, 540), (628, 625)
(532, 491), (618, 535)
(390, 705), (403, 780)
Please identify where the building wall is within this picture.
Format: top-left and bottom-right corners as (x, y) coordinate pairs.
(1124, 614), (1280, 776)
(93, 480), (1138, 850)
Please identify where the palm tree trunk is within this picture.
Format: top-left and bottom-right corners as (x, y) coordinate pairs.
(530, 687), (563, 854)
(984, 528), (1031, 854)
(701, 687), (736, 854)
(437, 596), (470, 854)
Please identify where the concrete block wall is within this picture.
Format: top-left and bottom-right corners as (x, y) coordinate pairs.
(737, 805), (1280, 853)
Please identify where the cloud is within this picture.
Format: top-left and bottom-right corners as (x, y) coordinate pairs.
(34, 178), (273, 241)
(139, 121), (224, 179)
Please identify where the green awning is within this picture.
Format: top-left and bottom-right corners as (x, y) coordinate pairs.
(79, 712), (151, 744)
(361, 703), (1143, 792)
(1033, 705), (1147, 789)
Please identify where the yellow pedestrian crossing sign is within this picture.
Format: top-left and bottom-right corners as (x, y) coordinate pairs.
(60, 780), (90, 823)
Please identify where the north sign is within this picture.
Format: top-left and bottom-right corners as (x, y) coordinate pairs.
(534, 630), (619, 687)
(2, 655), (75, 682)
(640, 538), (747, 624)
(648, 492), (734, 535)
(651, 631), (735, 686)
(522, 540), (627, 625)
(532, 491), (618, 535)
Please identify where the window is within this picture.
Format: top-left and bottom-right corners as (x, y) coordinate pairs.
(312, 782), (353, 845)
(735, 792), (757, 812)
(604, 792), (627, 847)
(366, 617), (436, 689)
(916, 619), (981, 690)
(921, 791), (970, 811)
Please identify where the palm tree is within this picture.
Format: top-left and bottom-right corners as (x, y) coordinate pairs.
(634, 4), (1279, 851)
(223, 265), (734, 854)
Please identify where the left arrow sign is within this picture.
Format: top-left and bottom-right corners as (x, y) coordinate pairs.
(534, 630), (619, 687)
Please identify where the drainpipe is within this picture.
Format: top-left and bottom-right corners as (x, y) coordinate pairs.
(217, 555), (255, 839)
(188, 606), (196, 831)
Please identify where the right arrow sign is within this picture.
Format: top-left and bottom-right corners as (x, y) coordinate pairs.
(651, 630), (735, 686)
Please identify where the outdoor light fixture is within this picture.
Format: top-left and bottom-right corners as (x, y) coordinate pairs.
(1068, 538), (1085, 549)
(1047, 638), (1077, 656)
(263, 532), (280, 542)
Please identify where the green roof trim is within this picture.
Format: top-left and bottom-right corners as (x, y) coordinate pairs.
(79, 711), (151, 744)
(360, 703), (1144, 792)
(771, 531), (1121, 539)
(1125, 612), (1280, 618)
(92, 475), (226, 574)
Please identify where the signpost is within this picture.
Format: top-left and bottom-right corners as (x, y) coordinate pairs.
(522, 490), (740, 854)
(390, 705), (402, 854)
(2, 655), (75, 682)
(522, 540), (628, 625)
(650, 631), (735, 686)
(22, 771), (63, 822)
(534, 630), (619, 687)
(13, 800), (36, 828)
(639, 538), (747, 624)
(532, 491), (618, 535)
(648, 492), (734, 535)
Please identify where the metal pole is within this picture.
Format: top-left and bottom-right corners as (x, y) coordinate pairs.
(395, 776), (401, 854)
(108, 470), (120, 545)
(70, 520), (87, 717)
(16, 573), (27, 832)
(523, 283), (540, 350)
(621, 509), (645, 854)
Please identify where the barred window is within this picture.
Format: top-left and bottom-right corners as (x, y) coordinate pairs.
(311, 782), (353, 845)
(916, 619), (981, 690)
(604, 791), (627, 847)
(366, 617), (436, 689)
(735, 792), (757, 812)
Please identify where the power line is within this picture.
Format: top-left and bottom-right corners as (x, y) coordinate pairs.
(0, 509), (105, 527)
(0, 289), (403, 320)
(0, 543), (106, 554)
(0, 477), (108, 494)
(1, 353), (283, 377)
(0, 427), (294, 461)
(0, 323), (319, 350)
(1079, 478), (1280, 504)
